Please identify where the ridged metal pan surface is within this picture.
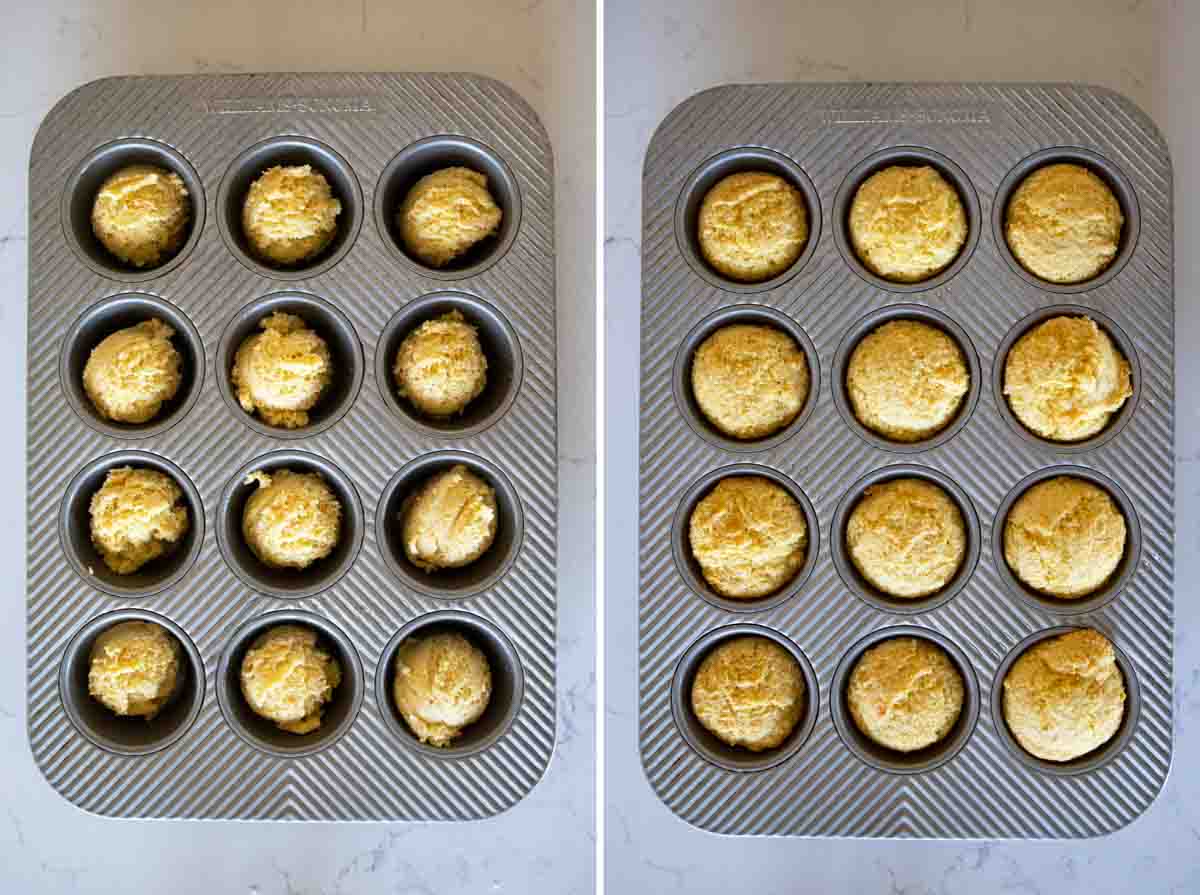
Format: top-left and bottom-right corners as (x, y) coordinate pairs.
(27, 72), (556, 821)
(638, 83), (1172, 838)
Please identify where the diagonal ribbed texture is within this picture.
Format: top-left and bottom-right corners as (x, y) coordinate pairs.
(638, 84), (1173, 838)
(27, 74), (556, 820)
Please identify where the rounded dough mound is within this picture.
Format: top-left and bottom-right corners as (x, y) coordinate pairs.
(697, 171), (808, 282)
(91, 164), (190, 268)
(240, 625), (341, 734)
(241, 469), (342, 570)
(690, 636), (806, 752)
(90, 467), (189, 575)
(232, 311), (332, 429)
(88, 621), (181, 718)
(691, 323), (809, 440)
(394, 310), (488, 417)
(849, 165), (967, 283)
(1004, 315), (1132, 442)
(393, 631), (492, 747)
(1005, 163), (1124, 284)
(83, 318), (182, 424)
(846, 478), (966, 599)
(1003, 628), (1125, 762)
(402, 465), (498, 571)
(847, 637), (964, 752)
(1004, 476), (1126, 599)
(846, 319), (969, 442)
(689, 476), (807, 600)
(242, 165), (341, 266)
(398, 167), (502, 268)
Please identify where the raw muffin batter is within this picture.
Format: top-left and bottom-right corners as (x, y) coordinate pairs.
(847, 637), (964, 752)
(91, 163), (190, 268)
(690, 323), (809, 440)
(242, 164), (342, 266)
(1004, 476), (1126, 599)
(239, 625), (341, 734)
(696, 171), (808, 282)
(402, 465), (497, 571)
(846, 319), (969, 442)
(392, 631), (492, 747)
(241, 469), (341, 570)
(89, 466), (190, 574)
(88, 620), (181, 719)
(846, 478), (966, 599)
(688, 476), (807, 600)
(398, 167), (502, 268)
(690, 635), (806, 752)
(848, 165), (967, 282)
(1003, 315), (1132, 442)
(393, 310), (488, 417)
(232, 311), (332, 429)
(82, 318), (182, 424)
(1003, 628), (1125, 762)
(1005, 162), (1124, 284)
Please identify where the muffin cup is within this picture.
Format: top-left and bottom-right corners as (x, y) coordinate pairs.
(61, 137), (205, 282)
(992, 465), (1142, 616)
(374, 135), (522, 279)
(831, 303), (981, 453)
(830, 625), (980, 775)
(673, 146), (822, 294)
(376, 292), (524, 438)
(990, 625), (1142, 776)
(830, 464), (981, 615)
(217, 450), (365, 599)
(991, 304), (1141, 452)
(374, 610), (525, 759)
(60, 451), (204, 598)
(671, 304), (820, 452)
(60, 293), (206, 439)
(59, 608), (205, 756)
(832, 145), (981, 292)
(670, 624), (819, 772)
(215, 291), (364, 439)
(670, 464), (819, 614)
(991, 147), (1140, 293)
(216, 609), (363, 758)
(216, 135), (363, 279)
(375, 451), (524, 599)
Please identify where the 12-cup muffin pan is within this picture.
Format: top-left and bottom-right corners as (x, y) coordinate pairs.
(638, 83), (1173, 838)
(26, 73), (556, 820)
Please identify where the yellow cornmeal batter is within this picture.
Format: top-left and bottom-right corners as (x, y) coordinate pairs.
(91, 164), (190, 268)
(232, 311), (332, 429)
(394, 310), (488, 418)
(402, 465), (498, 571)
(393, 631), (492, 747)
(240, 625), (341, 734)
(696, 171), (808, 282)
(398, 167), (502, 268)
(242, 165), (341, 266)
(88, 621), (181, 719)
(89, 466), (189, 575)
(241, 469), (342, 571)
(83, 318), (182, 424)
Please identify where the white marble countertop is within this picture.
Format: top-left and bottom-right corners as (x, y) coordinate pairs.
(604, 0), (1199, 890)
(0, 1), (594, 893)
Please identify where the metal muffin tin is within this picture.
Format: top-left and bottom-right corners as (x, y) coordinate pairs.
(638, 83), (1173, 838)
(27, 73), (556, 820)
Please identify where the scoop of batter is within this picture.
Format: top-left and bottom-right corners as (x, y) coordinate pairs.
(398, 167), (502, 268)
(240, 625), (341, 734)
(402, 465), (497, 571)
(242, 164), (342, 266)
(394, 310), (488, 417)
(83, 318), (182, 424)
(88, 620), (181, 719)
(90, 466), (190, 575)
(91, 163), (190, 268)
(393, 631), (492, 747)
(696, 171), (809, 282)
(232, 311), (332, 429)
(241, 469), (342, 570)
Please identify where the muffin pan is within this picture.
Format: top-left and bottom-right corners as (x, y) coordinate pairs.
(639, 83), (1172, 837)
(27, 73), (556, 820)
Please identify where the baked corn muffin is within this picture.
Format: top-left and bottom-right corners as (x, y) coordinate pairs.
(232, 311), (332, 429)
(1002, 628), (1125, 762)
(91, 164), (190, 268)
(88, 621), (181, 719)
(696, 171), (808, 282)
(393, 631), (492, 747)
(398, 167), (502, 268)
(89, 466), (190, 575)
(242, 164), (341, 266)
(1003, 315), (1132, 442)
(82, 318), (182, 424)
(1004, 163), (1123, 284)
(240, 625), (341, 734)
(402, 465), (498, 572)
(688, 476), (807, 600)
(394, 310), (488, 418)
(241, 469), (342, 571)
(690, 636), (806, 752)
